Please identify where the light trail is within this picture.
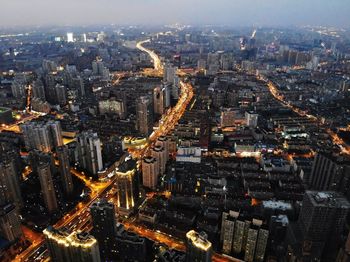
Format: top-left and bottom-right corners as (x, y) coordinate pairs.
(16, 37), (236, 262)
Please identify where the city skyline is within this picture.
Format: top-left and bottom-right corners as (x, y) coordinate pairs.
(0, 0), (350, 28)
(1, 1), (350, 261)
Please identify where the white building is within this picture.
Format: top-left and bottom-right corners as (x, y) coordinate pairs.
(176, 147), (201, 163)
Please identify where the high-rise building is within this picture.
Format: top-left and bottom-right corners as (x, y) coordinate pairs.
(0, 156), (23, 208)
(29, 150), (55, 173)
(232, 219), (246, 254)
(220, 212), (269, 261)
(222, 214), (235, 254)
(115, 157), (139, 216)
(115, 224), (147, 261)
(92, 60), (104, 75)
(186, 230), (212, 262)
(136, 96), (153, 136)
(57, 146), (73, 196)
(92, 59), (110, 80)
(11, 80), (26, 98)
(55, 84), (67, 106)
(163, 84), (171, 108)
(245, 111), (259, 128)
(221, 211), (240, 254)
(72, 76), (85, 97)
(269, 215), (289, 255)
(38, 162), (58, 213)
(32, 79), (46, 100)
(21, 122), (51, 152)
(42, 59), (57, 73)
(255, 226), (269, 262)
(76, 131), (103, 177)
(172, 76), (180, 101)
(142, 157), (159, 189)
(153, 86), (165, 115)
(0, 203), (23, 242)
(67, 32), (74, 43)
(151, 145), (166, 174)
(47, 121), (64, 148)
(163, 63), (177, 84)
(44, 227), (101, 262)
(287, 191), (350, 261)
(309, 152), (350, 196)
(90, 199), (117, 261)
(21, 120), (63, 152)
(156, 136), (169, 162)
(0, 107), (13, 124)
(244, 226), (259, 262)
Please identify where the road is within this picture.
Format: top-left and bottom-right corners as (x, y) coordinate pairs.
(15, 38), (234, 262)
(129, 39), (194, 159)
(0, 112), (42, 133)
(14, 39), (195, 261)
(136, 39), (163, 72)
(129, 39), (233, 262)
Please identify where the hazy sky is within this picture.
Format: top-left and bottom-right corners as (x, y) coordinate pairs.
(1, 0), (349, 28)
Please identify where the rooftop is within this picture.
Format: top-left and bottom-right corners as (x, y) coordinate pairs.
(186, 230), (212, 251)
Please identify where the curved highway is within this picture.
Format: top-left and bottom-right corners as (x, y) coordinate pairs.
(16, 37), (237, 262)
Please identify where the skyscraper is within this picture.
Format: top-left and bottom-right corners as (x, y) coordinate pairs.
(156, 136), (169, 162)
(163, 63), (177, 84)
(0, 203), (23, 242)
(0, 157), (23, 208)
(67, 32), (74, 43)
(232, 219), (246, 254)
(44, 227), (101, 262)
(244, 219), (269, 262)
(38, 162), (58, 213)
(115, 157), (139, 216)
(90, 199), (117, 260)
(220, 212), (269, 261)
(92, 59), (110, 80)
(186, 230), (212, 262)
(172, 76), (180, 101)
(57, 146), (74, 196)
(255, 226), (269, 262)
(76, 131), (103, 177)
(21, 122), (52, 152)
(55, 84), (67, 106)
(92, 60), (105, 75)
(32, 79), (46, 100)
(153, 86), (165, 115)
(163, 84), (171, 108)
(142, 156), (159, 189)
(136, 96), (153, 136)
(151, 145), (166, 174)
(244, 226), (259, 262)
(222, 214), (235, 254)
(11, 80), (26, 99)
(42, 59), (57, 73)
(287, 191), (350, 261)
(309, 152), (350, 196)
(21, 120), (63, 152)
(115, 224), (147, 261)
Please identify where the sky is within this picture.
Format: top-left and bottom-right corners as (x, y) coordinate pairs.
(0, 0), (349, 28)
